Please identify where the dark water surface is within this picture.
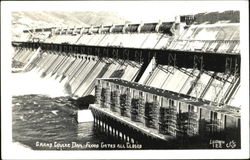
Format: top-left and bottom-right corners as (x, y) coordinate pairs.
(12, 94), (124, 150)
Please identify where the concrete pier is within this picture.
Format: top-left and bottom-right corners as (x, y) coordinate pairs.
(90, 78), (240, 144)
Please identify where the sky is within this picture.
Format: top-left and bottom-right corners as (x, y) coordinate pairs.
(4, 1), (247, 23)
(107, 1), (245, 23)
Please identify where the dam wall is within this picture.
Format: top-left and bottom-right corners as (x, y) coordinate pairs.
(12, 20), (240, 106)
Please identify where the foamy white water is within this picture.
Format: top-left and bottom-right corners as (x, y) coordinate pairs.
(77, 110), (94, 123)
(11, 70), (68, 97)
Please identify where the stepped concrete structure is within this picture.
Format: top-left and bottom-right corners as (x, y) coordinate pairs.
(12, 11), (241, 148)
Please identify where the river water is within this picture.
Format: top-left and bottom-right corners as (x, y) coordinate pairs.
(11, 71), (124, 150)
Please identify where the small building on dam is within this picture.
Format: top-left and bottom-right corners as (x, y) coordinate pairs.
(12, 11), (241, 149)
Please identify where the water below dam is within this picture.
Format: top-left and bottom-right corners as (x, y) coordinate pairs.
(12, 94), (129, 150)
(11, 71), (126, 150)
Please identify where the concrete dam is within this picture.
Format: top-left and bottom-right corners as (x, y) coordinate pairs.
(12, 13), (241, 148)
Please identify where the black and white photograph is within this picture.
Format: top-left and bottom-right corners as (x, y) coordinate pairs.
(1, 0), (249, 159)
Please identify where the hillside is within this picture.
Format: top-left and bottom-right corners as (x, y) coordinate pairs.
(12, 11), (129, 38)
